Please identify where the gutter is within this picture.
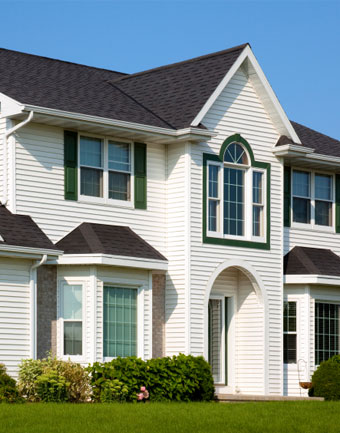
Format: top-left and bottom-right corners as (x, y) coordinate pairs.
(29, 254), (47, 359)
(2, 111), (34, 206)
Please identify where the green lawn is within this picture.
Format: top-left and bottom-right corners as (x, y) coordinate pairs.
(0, 401), (339, 433)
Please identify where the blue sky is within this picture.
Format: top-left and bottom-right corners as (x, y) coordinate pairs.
(1, 0), (339, 138)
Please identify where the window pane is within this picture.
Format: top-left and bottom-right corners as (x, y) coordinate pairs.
(63, 285), (82, 320)
(109, 172), (130, 201)
(224, 167), (244, 236)
(224, 143), (248, 165)
(315, 200), (332, 226)
(315, 303), (340, 365)
(103, 287), (137, 358)
(293, 197), (310, 223)
(253, 172), (263, 204)
(108, 141), (131, 172)
(81, 167), (103, 197)
(209, 200), (218, 231)
(284, 334), (297, 364)
(293, 171), (310, 197)
(208, 165), (219, 198)
(253, 206), (262, 237)
(315, 174), (332, 201)
(80, 136), (102, 168)
(64, 322), (82, 356)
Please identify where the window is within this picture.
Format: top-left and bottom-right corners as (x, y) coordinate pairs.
(283, 301), (297, 364)
(315, 302), (340, 365)
(207, 141), (266, 240)
(61, 284), (83, 356)
(292, 170), (333, 227)
(80, 136), (132, 202)
(103, 287), (137, 358)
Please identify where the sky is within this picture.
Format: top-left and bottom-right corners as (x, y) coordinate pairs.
(1, 0), (339, 139)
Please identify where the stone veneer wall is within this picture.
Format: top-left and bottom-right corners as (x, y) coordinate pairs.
(152, 273), (166, 358)
(37, 265), (57, 359)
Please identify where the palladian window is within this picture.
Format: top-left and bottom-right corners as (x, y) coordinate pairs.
(207, 141), (266, 241)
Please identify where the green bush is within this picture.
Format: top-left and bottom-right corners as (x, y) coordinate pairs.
(100, 379), (129, 403)
(35, 370), (69, 402)
(18, 356), (91, 402)
(88, 354), (214, 402)
(310, 355), (340, 400)
(0, 363), (23, 403)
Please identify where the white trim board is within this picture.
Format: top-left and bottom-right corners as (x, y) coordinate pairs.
(284, 274), (340, 286)
(191, 45), (301, 143)
(51, 253), (168, 271)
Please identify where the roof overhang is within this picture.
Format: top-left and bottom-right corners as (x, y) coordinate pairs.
(273, 144), (340, 170)
(0, 244), (63, 260)
(284, 274), (340, 286)
(49, 253), (168, 271)
(0, 94), (216, 145)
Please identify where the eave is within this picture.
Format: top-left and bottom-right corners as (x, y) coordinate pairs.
(48, 253), (168, 271)
(0, 244), (63, 260)
(273, 145), (340, 170)
(284, 274), (340, 286)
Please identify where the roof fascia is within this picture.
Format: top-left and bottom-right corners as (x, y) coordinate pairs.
(50, 253), (168, 271)
(274, 146), (340, 168)
(0, 244), (62, 259)
(18, 105), (215, 143)
(272, 144), (314, 157)
(284, 274), (340, 285)
(191, 45), (301, 144)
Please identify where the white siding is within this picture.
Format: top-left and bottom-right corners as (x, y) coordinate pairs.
(284, 227), (340, 256)
(189, 66), (283, 394)
(0, 117), (5, 199)
(165, 143), (188, 354)
(0, 258), (32, 377)
(14, 123), (166, 255)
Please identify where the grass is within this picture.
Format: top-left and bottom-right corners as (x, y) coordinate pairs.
(1, 401), (340, 433)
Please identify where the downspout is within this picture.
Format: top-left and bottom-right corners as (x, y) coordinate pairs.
(30, 254), (47, 359)
(2, 111), (34, 206)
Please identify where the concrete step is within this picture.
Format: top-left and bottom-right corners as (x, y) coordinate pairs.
(216, 394), (324, 402)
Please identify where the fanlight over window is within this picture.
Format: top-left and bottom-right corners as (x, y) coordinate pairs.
(224, 142), (248, 165)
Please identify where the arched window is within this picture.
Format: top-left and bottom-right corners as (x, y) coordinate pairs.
(206, 136), (268, 243)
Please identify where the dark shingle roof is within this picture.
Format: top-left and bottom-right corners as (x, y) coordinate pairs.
(55, 222), (167, 261)
(111, 44), (247, 129)
(0, 205), (57, 251)
(284, 246), (340, 277)
(277, 121), (340, 158)
(0, 44), (247, 130)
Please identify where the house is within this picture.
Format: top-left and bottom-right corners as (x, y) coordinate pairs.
(0, 43), (339, 397)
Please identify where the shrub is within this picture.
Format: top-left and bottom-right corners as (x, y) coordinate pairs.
(310, 354), (340, 400)
(100, 379), (129, 403)
(18, 356), (91, 402)
(88, 354), (214, 402)
(35, 370), (69, 402)
(0, 363), (23, 403)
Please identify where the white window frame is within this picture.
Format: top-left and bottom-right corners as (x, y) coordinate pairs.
(206, 154), (267, 243)
(102, 282), (144, 363)
(58, 280), (86, 363)
(291, 168), (335, 232)
(78, 132), (134, 208)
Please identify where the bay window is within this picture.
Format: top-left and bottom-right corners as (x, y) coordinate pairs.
(207, 141), (267, 241)
(79, 136), (132, 202)
(292, 170), (333, 228)
(315, 302), (340, 365)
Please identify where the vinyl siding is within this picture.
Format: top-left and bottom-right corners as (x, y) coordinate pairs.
(0, 258), (32, 377)
(0, 117), (5, 199)
(284, 227), (340, 256)
(190, 66), (283, 394)
(14, 123), (166, 255)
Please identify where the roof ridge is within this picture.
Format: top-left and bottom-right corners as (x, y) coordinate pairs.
(110, 43), (249, 83)
(0, 47), (127, 76)
(291, 120), (340, 143)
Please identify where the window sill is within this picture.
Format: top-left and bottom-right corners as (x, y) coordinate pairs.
(207, 231), (266, 244)
(204, 232), (270, 250)
(78, 195), (134, 209)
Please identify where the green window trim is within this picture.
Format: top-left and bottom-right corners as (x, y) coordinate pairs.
(203, 134), (271, 250)
(64, 130), (78, 201)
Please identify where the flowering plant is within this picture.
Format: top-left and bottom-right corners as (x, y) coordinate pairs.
(137, 385), (149, 402)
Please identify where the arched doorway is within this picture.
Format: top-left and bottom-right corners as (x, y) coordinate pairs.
(205, 260), (268, 395)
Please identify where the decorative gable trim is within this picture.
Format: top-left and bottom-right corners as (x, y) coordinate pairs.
(191, 45), (301, 144)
